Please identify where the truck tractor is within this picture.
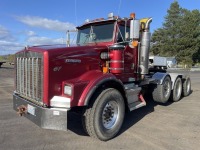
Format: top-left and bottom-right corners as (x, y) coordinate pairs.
(0, 61), (6, 68)
(13, 13), (191, 141)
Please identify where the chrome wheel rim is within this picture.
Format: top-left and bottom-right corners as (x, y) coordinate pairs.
(102, 101), (119, 129)
(176, 79), (182, 98)
(163, 79), (171, 98)
(186, 79), (191, 94)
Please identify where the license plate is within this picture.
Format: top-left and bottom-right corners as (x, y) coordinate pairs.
(27, 104), (35, 116)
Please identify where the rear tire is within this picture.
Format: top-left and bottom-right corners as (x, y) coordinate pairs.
(82, 88), (125, 141)
(153, 76), (172, 103)
(182, 77), (191, 97)
(170, 77), (182, 102)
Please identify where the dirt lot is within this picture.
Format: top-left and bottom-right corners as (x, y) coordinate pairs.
(0, 65), (200, 150)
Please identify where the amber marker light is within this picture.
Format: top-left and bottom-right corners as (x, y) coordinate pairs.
(130, 13), (135, 19)
(132, 40), (138, 47)
(103, 67), (109, 73)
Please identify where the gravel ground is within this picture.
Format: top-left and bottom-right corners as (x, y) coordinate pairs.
(0, 65), (200, 150)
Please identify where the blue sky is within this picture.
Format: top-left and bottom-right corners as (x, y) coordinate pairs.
(0, 0), (199, 55)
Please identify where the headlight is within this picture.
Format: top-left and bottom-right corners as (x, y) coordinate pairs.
(64, 85), (72, 96)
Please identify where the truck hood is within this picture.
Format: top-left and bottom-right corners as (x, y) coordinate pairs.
(22, 44), (109, 59)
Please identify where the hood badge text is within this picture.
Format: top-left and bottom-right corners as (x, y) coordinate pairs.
(65, 59), (81, 63)
(53, 66), (62, 72)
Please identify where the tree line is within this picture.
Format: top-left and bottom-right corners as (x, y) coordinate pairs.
(0, 54), (15, 63)
(150, 1), (200, 67)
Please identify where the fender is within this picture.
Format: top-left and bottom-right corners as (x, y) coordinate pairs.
(152, 72), (185, 90)
(168, 73), (184, 89)
(152, 72), (170, 85)
(77, 70), (124, 106)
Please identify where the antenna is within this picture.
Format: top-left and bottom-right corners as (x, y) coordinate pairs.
(75, 0), (78, 26)
(66, 30), (70, 47)
(117, 0), (122, 15)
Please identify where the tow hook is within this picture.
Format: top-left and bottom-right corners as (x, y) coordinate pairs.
(17, 105), (27, 116)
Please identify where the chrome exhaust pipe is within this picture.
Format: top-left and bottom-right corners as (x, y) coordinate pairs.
(139, 18), (152, 75)
(145, 18), (152, 31)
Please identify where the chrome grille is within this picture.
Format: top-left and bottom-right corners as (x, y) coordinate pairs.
(16, 53), (43, 104)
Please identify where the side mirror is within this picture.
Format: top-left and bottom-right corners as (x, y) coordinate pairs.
(130, 20), (140, 39)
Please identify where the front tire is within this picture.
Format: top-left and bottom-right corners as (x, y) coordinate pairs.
(153, 76), (172, 103)
(82, 88), (125, 141)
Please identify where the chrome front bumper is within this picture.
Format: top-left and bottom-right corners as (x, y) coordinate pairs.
(13, 94), (69, 131)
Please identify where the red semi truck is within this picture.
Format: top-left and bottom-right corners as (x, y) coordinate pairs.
(13, 13), (191, 141)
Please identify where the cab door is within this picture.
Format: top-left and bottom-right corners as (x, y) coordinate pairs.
(116, 22), (138, 81)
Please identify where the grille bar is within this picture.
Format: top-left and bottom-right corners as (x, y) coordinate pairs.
(16, 56), (43, 104)
(25, 59), (28, 96)
(32, 58), (35, 99)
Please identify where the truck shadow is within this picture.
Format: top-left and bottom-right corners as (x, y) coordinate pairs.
(119, 95), (172, 136)
(118, 91), (192, 137)
(67, 87), (194, 138)
(67, 112), (88, 136)
(67, 94), (175, 137)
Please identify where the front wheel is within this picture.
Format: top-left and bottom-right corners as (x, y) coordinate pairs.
(82, 88), (125, 141)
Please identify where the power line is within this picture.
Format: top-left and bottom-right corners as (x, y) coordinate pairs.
(0, 45), (24, 47)
(0, 49), (20, 51)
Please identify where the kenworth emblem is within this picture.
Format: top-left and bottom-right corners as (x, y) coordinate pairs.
(65, 59), (81, 63)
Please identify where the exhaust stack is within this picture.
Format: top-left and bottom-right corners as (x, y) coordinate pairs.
(139, 18), (152, 75)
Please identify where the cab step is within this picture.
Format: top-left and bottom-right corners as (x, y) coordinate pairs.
(124, 83), (146, 111)
(128, 100), (146, 111)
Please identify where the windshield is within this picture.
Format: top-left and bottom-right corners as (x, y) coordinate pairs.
(76, 23), (114, 44)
